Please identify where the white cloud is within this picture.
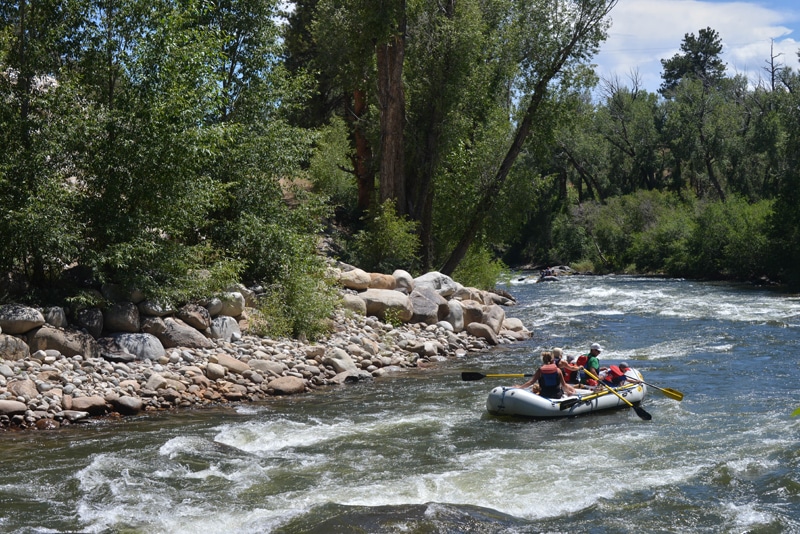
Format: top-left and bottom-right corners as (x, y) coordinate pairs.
(593, 0), (800, 92)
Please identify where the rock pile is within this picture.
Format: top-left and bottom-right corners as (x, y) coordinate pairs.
(0, 268), (530, 430)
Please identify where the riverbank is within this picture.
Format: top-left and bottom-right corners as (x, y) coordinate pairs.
(0, 268), (531, 430)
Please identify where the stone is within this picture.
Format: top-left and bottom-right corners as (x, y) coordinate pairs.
(0, 399), (27, 416)
(0, 304), (45, 335)
(338, 268), (371, 291)
(359, 289), (413, 322)
(392, 269), (414, 293)
(219, 292), (245, 317)
(104, 302), (140, 333)
(111, 395), (143, 415)
(70, 395), (107, 414)
(413, 271), (463, 298)
(149, 317), (214, 349)
(267, 376), (306, 395)
(27, 325), (98, 359)
(481, 304), (506, 334)
(409, 286), (449, 325)
(177, 303), (212, 330)
(369, 273), (396, 290)
(75, 307), (103, 339)
(341, 294), (367, 315)
(0, 333), (31, 361)
(466, 322), (499, 345)
(107, 332), (165, 361)
(210, 316), (241, 342)
(213, 352), (250, 375)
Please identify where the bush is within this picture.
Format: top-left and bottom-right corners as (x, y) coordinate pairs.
(349, 200), (420, 274)
(452, 245), (507, 290)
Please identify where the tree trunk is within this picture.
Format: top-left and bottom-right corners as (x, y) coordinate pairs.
(376, 19), (407, 215)
(347, 88), (374, 213)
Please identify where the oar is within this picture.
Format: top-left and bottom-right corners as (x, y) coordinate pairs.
(583, 369), (652, 421)
(792, 406), (800, 417)
(461, 372), (532, 381)
(626, 377), (683, 401)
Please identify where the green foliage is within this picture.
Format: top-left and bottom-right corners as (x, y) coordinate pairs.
(349, 200), (420, 274)
(660, 27), (726, 95)
(249, 256), (338, 340)
(452, 245), (507, 290)
(307, 116), (358, 211)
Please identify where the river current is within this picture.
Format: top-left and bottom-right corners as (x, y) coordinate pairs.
(2, 275), (800, 533)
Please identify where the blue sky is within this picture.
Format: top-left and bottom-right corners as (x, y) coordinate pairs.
(592, 0), (800, 93)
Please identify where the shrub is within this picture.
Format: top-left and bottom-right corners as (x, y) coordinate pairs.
(349, 199), (420, 274)
(452, 245), (507, 290)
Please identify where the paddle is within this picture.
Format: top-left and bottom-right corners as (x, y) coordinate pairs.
(626, 377), (683, 401)
(792, 406), (800, 417)
(583, 369), (652, 421)
(461, 372), (532, 381)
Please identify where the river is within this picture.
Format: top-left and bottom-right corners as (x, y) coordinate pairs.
(2, 275), (800, 533)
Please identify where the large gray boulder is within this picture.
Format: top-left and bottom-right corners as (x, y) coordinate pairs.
(445, 300), (465, 333)
(409, 286), (449, 325)
(177, 303), (212, 331)
(219, 292), (246, 317)
(107, 332), (165, 361)
(75, 307), (103, 339)
(358, 289), (413, 322)
(413, 271), (463, 298)
(0, 304), (45, 335)
(481, 304), (506, 334)
(209, 315), (241, 342)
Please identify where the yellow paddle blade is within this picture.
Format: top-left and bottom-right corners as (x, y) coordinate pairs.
(792, 406), (800, 417)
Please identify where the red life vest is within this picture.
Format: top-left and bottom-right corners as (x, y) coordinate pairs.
(538, 363), (562, 398)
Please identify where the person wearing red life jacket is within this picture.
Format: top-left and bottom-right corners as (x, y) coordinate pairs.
(514, 351), (576, 399)
(555, 349), (581, 384)
(601, 365), (627, 387)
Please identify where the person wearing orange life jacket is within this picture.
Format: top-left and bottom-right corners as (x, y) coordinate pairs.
(514, 351), (576, 399)
(554, 347), (581, 384)
(601, 365), (627, 387)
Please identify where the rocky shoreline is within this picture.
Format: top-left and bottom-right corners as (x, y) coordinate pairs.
(0, 268), (531, 430)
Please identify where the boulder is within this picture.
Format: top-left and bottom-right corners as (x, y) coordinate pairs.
(359, 289), (413, 323)
(74, 307), (103, 339)
(213, 352), (250, 375)
(147, 317), (214, 349)
(209, 315), (241, 342)
(137, 299), (175, 317)
(444, 300), (464, 333)
(267, 376), (306, 395)
(466, 322), (499, 345)
(219, 292), (246, 317)
(323, 348), (358, 373)
(27, 325), (97, 359)
(502, 317), (527, 332)
(338, 268), (371, 291)
(43, 307), (68, 328)
(409, 286), (449, 325)
(0, 304), (45, 335)
(392, 269), (414, 294)
(460, 299), (484, 327)
(104, 301), (140, 333)
(107, 332), (165, 361)
(481, 304), (506, 334)
(369, 273), (396, 290)
(111, 395), (143, 415)
(341, 294), (367, 315)
(8, 378), (37, 399)
(0, 399), (27, 416)
(70, 395), (108, 414)
(0, 333), (30, 361)
(413, 271), (463, 298)
(177, 303), (212, 331)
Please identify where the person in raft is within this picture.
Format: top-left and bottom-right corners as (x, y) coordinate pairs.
(576, 342), (602, 386)
(514, 351), (576, 399)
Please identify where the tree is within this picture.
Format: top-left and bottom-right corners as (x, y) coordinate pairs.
(440, 0), (618, 275)
(660, 27), (726, 95)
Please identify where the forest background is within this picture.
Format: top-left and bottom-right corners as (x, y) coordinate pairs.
(3, 0), (800, 340)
